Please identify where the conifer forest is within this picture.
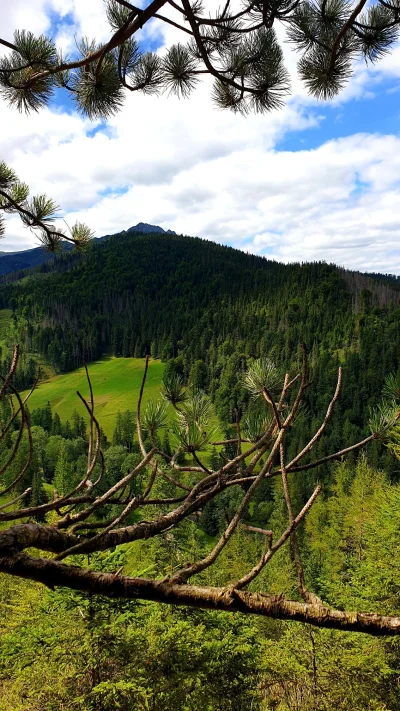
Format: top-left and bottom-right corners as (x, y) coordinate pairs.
(1, 0), (400, 709)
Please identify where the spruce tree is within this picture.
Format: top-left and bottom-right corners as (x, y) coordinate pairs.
(51, 412), (62, 436)
(53, 440), (74, 496)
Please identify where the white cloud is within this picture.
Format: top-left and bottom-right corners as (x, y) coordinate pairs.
(0, 2), (399, 273)
(0, 80), (320, 245)
(59, 132), (400, 274)
(0, 0), (52, 41)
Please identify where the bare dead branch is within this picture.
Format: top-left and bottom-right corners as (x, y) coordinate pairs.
(0, 345), (19, 399)
(286, 366), (342, 471)
(0, 379), (33, 496)
(168, 428), (285, 585)
(0, 487), (31, 511)
(232, 485), (321, 590)
(137, 354), (150, 457)
(280, 441), (322, 604)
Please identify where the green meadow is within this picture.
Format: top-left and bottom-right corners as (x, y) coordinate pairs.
(22, 357), (165, 440)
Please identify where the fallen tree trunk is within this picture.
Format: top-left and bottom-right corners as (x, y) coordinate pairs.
(2, 552), (400, 636)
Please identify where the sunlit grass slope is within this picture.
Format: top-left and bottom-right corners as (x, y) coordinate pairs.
(23, 357), (165, 440)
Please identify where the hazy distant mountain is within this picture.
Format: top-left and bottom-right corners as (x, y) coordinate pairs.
(0, 245), (74, 276)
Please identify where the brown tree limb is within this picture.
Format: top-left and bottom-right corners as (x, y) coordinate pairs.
(0, 487), (31, 512)
(329, 0), (369, 73)
(137, 354), (150, 457)
(2, 552), (400, 635)
(0, 38), (20, 52)
(56, 461), (159, 560)
(232, 485), (321, 590)
(0, 189), (76, 251)
(0, 379), (33, 496)
(0, 344), (19, 399)
(280, 441), (322, 605)
(285, 366), (342, 471)
(6, 0), (169, 90)
(54, 447), (156, 532)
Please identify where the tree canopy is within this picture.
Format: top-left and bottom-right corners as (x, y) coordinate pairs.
(1, 345), (400, 634)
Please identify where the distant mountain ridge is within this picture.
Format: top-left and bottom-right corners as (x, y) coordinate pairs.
(0, 222), (176, 276)
(0, 244), (74, 276)
(2, 227), (400, 468)
(127, 222), (176, 235)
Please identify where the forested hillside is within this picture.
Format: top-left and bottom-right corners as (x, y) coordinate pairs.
(1, 229), (400, 473)
(1, 235), (400, 710)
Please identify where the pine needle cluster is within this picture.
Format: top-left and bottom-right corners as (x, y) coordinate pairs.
(0, 0), (398, 119)
(0, 161), (93, 251)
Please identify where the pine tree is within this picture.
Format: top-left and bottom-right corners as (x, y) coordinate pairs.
(208, 446), (220, 471)
(71, 409), (86, 439)
(53, 440), (74, 496)
(162, 431), (172, 458)
(29, 467), (47, 518)
(62, 420), (72, 439)
(42, 402), (53, 432)
(51, 412), (62, 435)
(113, 411), (123, 446)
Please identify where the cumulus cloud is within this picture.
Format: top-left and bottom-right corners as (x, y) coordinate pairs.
(59, 133), (400, 273)
(0, 0), (52, 41)
(0, 2), (399, 273)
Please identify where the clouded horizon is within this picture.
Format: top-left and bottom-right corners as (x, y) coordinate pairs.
(1, 1), (400, 274)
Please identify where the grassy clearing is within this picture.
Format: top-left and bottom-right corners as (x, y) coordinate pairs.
(22, 357), (165, 440)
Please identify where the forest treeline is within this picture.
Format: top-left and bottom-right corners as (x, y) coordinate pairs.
(1, 230), (400, 474)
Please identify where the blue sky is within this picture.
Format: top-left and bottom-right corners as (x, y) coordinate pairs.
(0, 1), (400, 274)
(278, 84), (400, 151)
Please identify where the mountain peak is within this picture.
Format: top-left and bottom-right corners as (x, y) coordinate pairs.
(127, 222), (176, 235)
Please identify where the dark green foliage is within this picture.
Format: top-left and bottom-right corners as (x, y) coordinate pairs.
(71, 39), (125, 120)
(0, 351), (36, 391)
(112, 410), (135, 451)
(189, 359), (208, 390)
(161, 43), (200, 98)
(53, 439), (75, 496)
(31, 401), (52, 430)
